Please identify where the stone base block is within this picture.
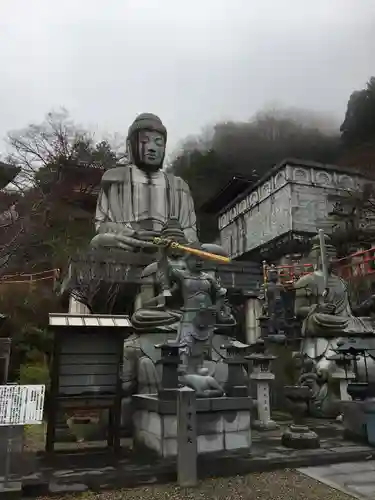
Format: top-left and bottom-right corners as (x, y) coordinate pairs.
(0, 482), (22, 500)
(133, 395), (253, 457)
(281, 424), (320, 450)
(252, 419), (279, 431)
(342, 400), (368, 443)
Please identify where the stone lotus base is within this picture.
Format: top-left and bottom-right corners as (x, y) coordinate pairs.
(133, 394), (253, 457)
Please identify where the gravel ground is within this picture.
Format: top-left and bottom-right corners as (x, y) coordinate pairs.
(42, 470), (355, 499)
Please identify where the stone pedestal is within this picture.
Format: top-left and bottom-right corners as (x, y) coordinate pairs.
(342, 400), (368, 442)
(328, 351), (355, 404)
(222, 342), (251, 397)
(133, 394), (253, 457)
(281, 385), (320, 449)
(250, 372), (278, 430)
(156, 343), (182, 401)
(281, 424), (320, 449)
(0, 425), (24, 497)
(177, 387), (197, 487)
(247, 341), (278, 430)
(245, 298), (262, 345)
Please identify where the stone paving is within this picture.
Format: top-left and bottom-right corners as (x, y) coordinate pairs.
(4, 418), (372, 495)
(299, 460), (375, 499)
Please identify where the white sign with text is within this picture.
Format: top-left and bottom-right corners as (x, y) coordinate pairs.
(0, 384), (45, 426)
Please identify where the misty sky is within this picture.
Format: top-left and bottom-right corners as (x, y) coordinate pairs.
(1, 0), (375, 155)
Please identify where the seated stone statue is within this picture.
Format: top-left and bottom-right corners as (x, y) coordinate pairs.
(131, 218), (189, 330)
(295, 233), (375, 391)
(179, 367), (225, 398)
(131, 226), (235, 334)
(91, 113), (197, 253)
(295, 234), (374, 339)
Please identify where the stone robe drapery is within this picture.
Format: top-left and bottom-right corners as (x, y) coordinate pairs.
(294, 270), (374, 336)
(95, 165), (197, 243)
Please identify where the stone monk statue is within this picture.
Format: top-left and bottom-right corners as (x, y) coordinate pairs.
(294, 234), (374, 340)
(294, 233), (375, 381)
(90, 113), (197, 252)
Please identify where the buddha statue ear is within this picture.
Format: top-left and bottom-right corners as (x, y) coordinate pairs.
(126, 137), (135, 164)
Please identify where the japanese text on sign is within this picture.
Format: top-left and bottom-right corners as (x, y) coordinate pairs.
(0, 385), (45, 426)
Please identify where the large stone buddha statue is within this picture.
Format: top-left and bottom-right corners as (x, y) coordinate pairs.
(90, 113), (197, 252)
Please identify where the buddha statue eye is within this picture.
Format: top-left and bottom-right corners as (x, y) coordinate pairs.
(139, 131), (150, 143)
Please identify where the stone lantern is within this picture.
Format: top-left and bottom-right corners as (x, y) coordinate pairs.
(246, 339), (278, 430)
(222, 341), (251, 397)
(155, 342), (184, 400)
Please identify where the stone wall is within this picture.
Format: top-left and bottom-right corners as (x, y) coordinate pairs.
(134, 408), (252, 457)
(217, 160), (368, 259)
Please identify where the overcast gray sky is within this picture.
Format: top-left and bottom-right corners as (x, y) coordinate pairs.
(1, 0), (374, 154)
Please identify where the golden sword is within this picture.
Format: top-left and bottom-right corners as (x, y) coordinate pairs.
(153, 237), (231, 264)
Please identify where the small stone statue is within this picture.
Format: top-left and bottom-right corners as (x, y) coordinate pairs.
(179, 367), (224, 398)
(131, 220), (189, 329)
(91, 113), (197, 253)
(155, 218), (188, 299)
(296, 355), (338, 418)
(263, 265), (287, 336)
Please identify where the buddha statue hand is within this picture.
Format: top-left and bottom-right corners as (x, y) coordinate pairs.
(133, 230), (162, 243)
(316, 303), (336, 315)
(91, 232), (157, 251)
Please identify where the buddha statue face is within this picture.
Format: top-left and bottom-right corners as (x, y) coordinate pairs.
(127, 113), (167, 172)
(138, 130), (165, 168)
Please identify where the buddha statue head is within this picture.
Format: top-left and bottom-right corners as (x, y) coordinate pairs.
(126, 113), (167, 172)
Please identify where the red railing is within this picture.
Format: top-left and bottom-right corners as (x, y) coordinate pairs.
(264, 247), (375, 284)
(276, 263), (314, 283)
(334, 248), (375, 281)
(0, 268), (60, 285)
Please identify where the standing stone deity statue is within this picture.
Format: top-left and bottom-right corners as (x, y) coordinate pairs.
(261, 265), (287, 337)
(90, 113), (197, 253)
(168, 245), (236, 374)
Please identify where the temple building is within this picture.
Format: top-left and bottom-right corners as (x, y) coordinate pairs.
(203, 158), (374, 263)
